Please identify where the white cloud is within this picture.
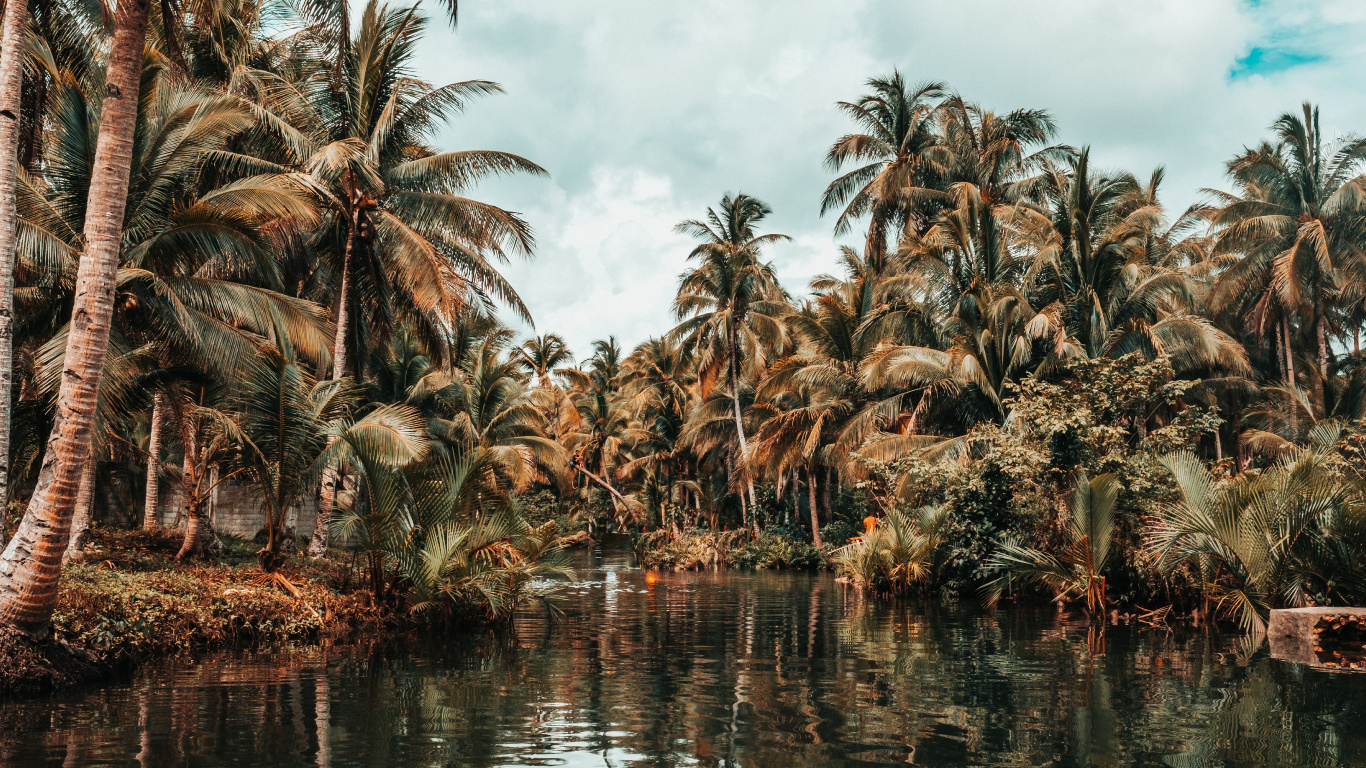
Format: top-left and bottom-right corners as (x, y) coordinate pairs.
(411, 0), (1366, 355)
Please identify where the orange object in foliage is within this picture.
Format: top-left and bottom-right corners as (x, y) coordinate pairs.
(864, 515), (878, 534)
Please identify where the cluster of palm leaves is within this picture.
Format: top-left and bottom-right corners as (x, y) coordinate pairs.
(0, 0), (574, 623)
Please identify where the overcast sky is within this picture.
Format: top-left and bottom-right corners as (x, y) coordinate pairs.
(413, 0), (1366, 359)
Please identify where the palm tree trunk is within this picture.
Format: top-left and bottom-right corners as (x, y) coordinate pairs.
(822, 465), (832, 524)
(176, 409), (202, 560)
(1314, 286), (1328, 415)
(142, 392), (165, 528)
(61, 458), (96, 564)
(308, 227), (354, 558)
(0, 0), (31, 513)
(727, 331), (756, 506)
(806, 466), (823, 549)
(1282, 316), (1296, 386)
(0, 0), (149, 637)
(1282, 316), (1299, 442)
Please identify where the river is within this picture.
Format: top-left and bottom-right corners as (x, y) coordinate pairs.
(2, 535), (1365, 766)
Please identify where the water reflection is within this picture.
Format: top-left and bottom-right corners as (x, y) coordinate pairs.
(4, 537), (1366, 767)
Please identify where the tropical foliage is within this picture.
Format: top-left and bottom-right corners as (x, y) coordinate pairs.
(2, 3), (1366, 639)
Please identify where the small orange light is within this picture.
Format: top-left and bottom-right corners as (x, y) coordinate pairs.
(645, 572), (658, 584)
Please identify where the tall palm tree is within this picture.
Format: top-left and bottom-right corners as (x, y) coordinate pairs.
(286, 0), (545, 379)
(0, 0), (153, 637)
(0, 0), (30, 510)
(821, 73), (944, 271)
(671, 193), (790, 506)
(284, 0), (545, 555)
(1209, 103), (1366, 414)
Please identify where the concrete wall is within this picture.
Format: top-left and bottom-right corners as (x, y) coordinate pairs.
(156, 476), (318, 539)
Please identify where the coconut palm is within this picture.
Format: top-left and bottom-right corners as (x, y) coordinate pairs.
(1024, 151), (1248, 378)
(13, 68), (326, 548)
(1209, 103), (1366, 414)
(821, 73), (945, 270)
(281, 0), (546, 380)
(0, 0), (187, 636)
(671, 193), (791, 505)
(513, 333), (573, 390)
(747, 382), (858, 548)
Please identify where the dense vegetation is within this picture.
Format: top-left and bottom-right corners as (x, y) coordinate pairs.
(0, 0), (1363, 661)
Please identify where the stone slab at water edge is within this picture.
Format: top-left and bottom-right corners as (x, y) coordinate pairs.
(1268, 607), (1366, 669)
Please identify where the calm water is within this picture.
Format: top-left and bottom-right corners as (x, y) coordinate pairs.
(4, 537), (1366, 767)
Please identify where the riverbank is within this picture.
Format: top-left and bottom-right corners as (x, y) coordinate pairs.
(0, 528), (385, 698)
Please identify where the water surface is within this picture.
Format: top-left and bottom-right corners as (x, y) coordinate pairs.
(4, 536), (1366, 767)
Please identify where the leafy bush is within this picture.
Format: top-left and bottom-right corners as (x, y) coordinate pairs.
(833, 506), (948, 595)
(636, 528), (824, 571)
(730, 531), (824, 570)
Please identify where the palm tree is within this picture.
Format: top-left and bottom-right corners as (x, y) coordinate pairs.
(821, 73), (944, 271)
(284, 1), (544, 554)
(1209, 103), (1366, 415)
(15, 68), (326, 545)
(1025, 151), (1248, 377)
(1149, 429), (1366, 631)
(671, 193), (791, 506)
(747, 382), (857, 548)
(284, 1), (545, 379)
(445, 329), (563, 492)
(0, 0), (30, 511)
(513, 333), (573, 390)
(0, 0), (153, 637)
(230, 324), (428, 571)
(984, 470), (1120, 617)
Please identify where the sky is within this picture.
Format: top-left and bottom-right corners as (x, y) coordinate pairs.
(412, 0), (1366, 359)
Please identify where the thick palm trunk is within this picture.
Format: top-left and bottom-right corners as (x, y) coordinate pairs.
(807, 466), (823, 549)
(0, 0), (148, 637)
(308, 231), (353, 559)
(61, 459), (96, 564)
(0, 0), (31, 511)
(142, 392), (165, 527)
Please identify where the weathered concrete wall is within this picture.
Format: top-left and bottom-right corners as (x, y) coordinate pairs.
(156, 476), (317, 539)
(1268, 606), (1366, 668)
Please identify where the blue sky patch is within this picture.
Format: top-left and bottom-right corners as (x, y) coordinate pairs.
(1231, 46), (1325, 79)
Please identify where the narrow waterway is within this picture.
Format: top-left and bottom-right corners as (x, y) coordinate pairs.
(3, 536), (1366, 767)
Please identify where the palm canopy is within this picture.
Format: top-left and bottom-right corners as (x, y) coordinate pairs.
(243, 0), (547, 376)
(1209, 103), (1366, 406)
(821, 72), (945, 267)
(16, 59), (329, 383)
(671, 193), (791, 391)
